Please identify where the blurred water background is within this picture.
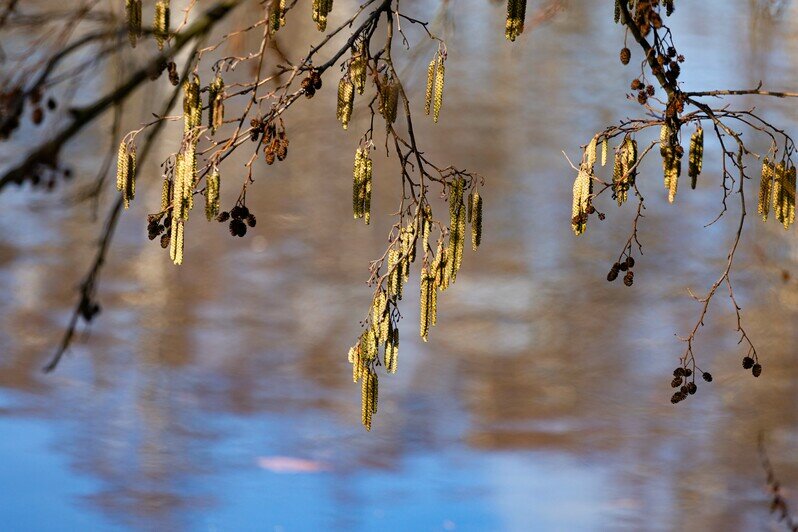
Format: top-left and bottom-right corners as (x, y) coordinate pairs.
(1, 0), (798, 530)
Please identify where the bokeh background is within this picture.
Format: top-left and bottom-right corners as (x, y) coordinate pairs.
(1, 0), (798, 530)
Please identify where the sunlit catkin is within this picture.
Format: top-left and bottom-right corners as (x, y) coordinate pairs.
(445, 177), (465, 283)
(758, 158), (773, 221)
(312, 0), (333, 31)
(420, 268), (431, 341)
(126, 0), (142, 48)
(116, 141), (128, 193)
(433, 55), (445, 123)
(154, 1), (170, 50)
(125, 144), (136, 209)
(424, 58), (435, 116)
(505, 0), (526, 41)
(773, 162), (785, 225)
(361, 369), (372, 430)
(471, 191), (483, 250)
(380, 79), (399, 124)
(208, 76), (225, 134)
(336, 77), (354, 130)
(385, 322), (399, 373)
(183, 76), (201, 133)
(350, 42), (367, 95)
(601, 137), (608, 167)
(688, 127), (703, 189)
(205, 168), (220, 221)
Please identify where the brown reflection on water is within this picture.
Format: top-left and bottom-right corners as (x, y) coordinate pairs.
(1, 0), (798, 529)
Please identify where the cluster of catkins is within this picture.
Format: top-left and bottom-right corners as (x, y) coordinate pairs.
(126, 0), (170, 50)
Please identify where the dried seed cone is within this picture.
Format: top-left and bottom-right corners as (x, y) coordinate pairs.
(471, 191), (482, 250)
(154, 1), (170, 50)
(205, 169), (220, 221)
(126, 0), (142, 48)
(688, 127), (704, 189)
(433, 56), (445, 123)
(759, 158), (773, 221)
(424, 58), (435, 116)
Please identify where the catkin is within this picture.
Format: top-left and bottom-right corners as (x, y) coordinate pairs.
(773, 162), (785, 225)
(116, 141), (128, 193)
(601, 137), (608, 167)
(445, 177), (465, 283)
(787, 165), (796, 228)
(154, 1), (170, 50)
(124, 145), (136, 209)
(380, 79), (399, 124)
(126, 0), (142, 48)
(336, 77), (354, 130)
(433, 55), (445, 123)
(613, 138), (636, 206)
(688, 127), (704, 189)
(420, 268), (431, 341)
(352, 147), (372, 222)
(312, 0), (333, 31)
(660, 124), (681, 203)
(759, 158), (773, 221)
(424, 58), (435, 116)
(269, 0), (286, 33)
(183, 76), (201, 133)
(385, 322), (399, 373)
(361, 368), (372, 430)
(471, 191), (483, 250)
(350, 42), (367, 95)
(208, 76), (225, 134)
(205, 168), (220, 221)
(505, 0), (527, 41)
(160, 173), (171, 212)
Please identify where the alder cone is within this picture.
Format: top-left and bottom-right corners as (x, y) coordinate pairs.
(620, 47), (631, 65)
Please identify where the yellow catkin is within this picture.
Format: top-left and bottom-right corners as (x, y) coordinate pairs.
(208, 76), (225, 134)
(773, 162), (784, 224)
(505, 0), (526, 41)
(183, 76), (201, 133)
(363, 157), (372, 225)
(160, 173), (171, 212)
(205, 168), (220, 221)
(758, 158), (773, 221)
(370, 371), (378, 415)
(380, 79), (399, 124)
(787, 165), (796, 227)
(688, 127), (703, 189)
(312, 0), (333, 31)
(601, 137), (608, 167)
(372, 290), (388, 343)
(337, 77), (354, 130)
(154, 1), (170, 50)
(385, 322), (399, 374)
(350, 42), (367, 95)
(126, 0), (142, 48)
(269, 0), (284, 33)
(361, 369), (372, 430)
(116, 141), (128, 192)
(471, 191), (483, 250)
(352, 148), (364, 219)
(660, 124), (681, 203)
(571, 142), (595, 235)
(445, 177), (465, 283)
(433, 55), (445, 123)
(424, 58), (435, 116)
(420, 268), (430, 341)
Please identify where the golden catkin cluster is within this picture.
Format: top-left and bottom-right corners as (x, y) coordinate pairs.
(601, 137), (608, 167)
(269, 0), (287, 33)
(612, 136), (637, 206)
(336, 76), (354, 130)
(419, 265), (438, 342)
(350, 42), (367, 96)
(312, 0), (334, 31)
(208, 76), (225, 134)
(446, 177), (467, 284)
(154, 1), (170, 50)
(126, 0), (142, 48)
(571, 137), (597, 235)
(424, 53), (445, 123)
(761, 159), (797, 228)
(660, 124), (682, 203)
(352, 147), (373, 223)
(116, 141), (136, 209)
(205, 167), (220, 221)
(379, 77), (399, 125)
(183, 75), (202, 133)
(505, 0), (527, 41)
(688, 127), (703, 189)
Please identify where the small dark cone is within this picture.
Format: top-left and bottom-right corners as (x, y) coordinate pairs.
(673, 367), (686, 377)
(702, 372), (713, 382)
(752, 364), (762, 378)
(230, 205), (249, 220)
(230, 218), (247, 237)
(671, 377), (682, 388)
(623, 271), (634, 287)
(160, 234), (170, 249)
(216, 211), (230, 223)
(626, 256), (635, 268)
(246, 214), (257, 227)
(619, 261), (628, 272)
(687, 382), (697, 395)
(742, 356), (754, 369)
(620, 47), (631, 65)
(607, 269), (619, 282)
(684, 369), (693, 377)
(671, 392), (684, 404)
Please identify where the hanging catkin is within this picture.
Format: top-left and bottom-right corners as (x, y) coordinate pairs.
(601, 137), (608, 167)
(420, 267), (431, 341)
(445, 177), (466, 284)
(312, 0), (333, 31)
(352, 147), (372, 222)
(379, 78), (399, 124)
(154, 1), (170, 50)
(116, 141), (128, 193)
(385, 322), (399, 374)
(183, 75), (201, 133)
(660, 124), (681, 203)
(350, 42), (367, 95)
(205, 168), (220, 221)
(688, 127), (703, 189)
(126, 0), (142, 48)
(471, 191), (483, 250)
(505, 0), (527, 41)
(433, 55), (445, 123)
(759, 158), (773, 221)
(424, 58), (435, 116)
(208, 76), (225, 134)
(336, 77), (354, 130)
(116, 141), (136, 209)
(773, 161), (784, 224)
(160, 173), (171, 212)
